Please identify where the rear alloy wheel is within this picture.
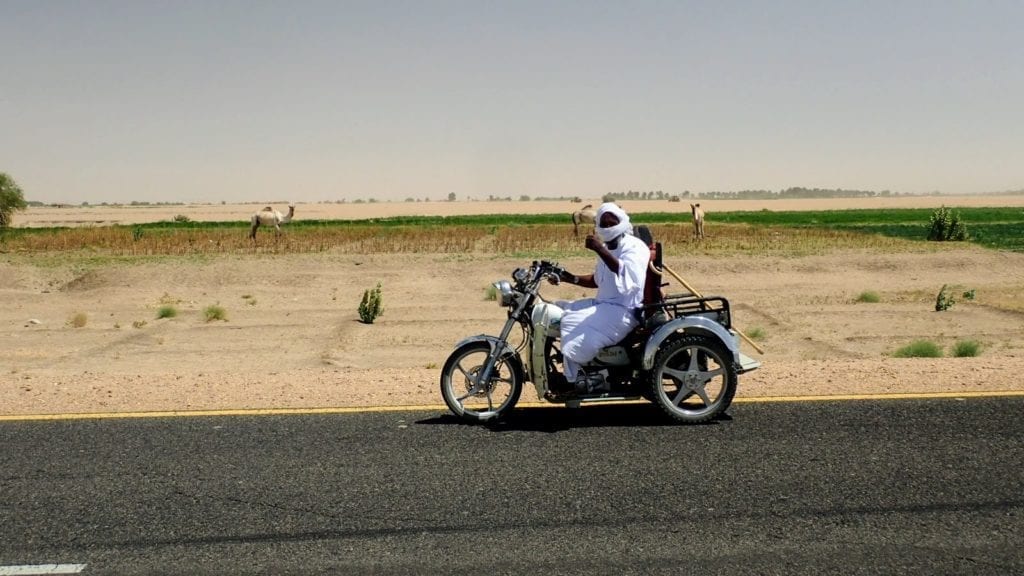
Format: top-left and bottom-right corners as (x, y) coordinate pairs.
(650, 335), (737, 423)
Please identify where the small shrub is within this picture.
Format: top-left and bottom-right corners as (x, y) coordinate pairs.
(952, 340), (982, 357)
(204, 304), (227, 322)
(156, 305), (178, 319)
(173, 214), (191, 223)
(935, 284), (956, 311)
(68, 312), (88, 328)
(927, 205), (968, 241)
(745, 326), (766, 340)
(856, 291), (881, 303)
(892, 340), (943, 358)
(484, 285), (498, 301)
(158, 292), (181, 305)
(358, 282), (384, 324)
(132, 320), (147, 329)
(961, 289), (976, 301)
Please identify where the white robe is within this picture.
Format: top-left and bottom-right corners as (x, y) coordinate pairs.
(558, 233), (648, 381)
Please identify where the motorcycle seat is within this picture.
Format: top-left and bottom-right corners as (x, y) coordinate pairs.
(634, 225), (668, 326)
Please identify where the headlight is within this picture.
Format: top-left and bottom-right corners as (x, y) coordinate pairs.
(494, 280), (514, 306)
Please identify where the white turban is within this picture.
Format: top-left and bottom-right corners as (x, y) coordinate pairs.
(594, 202), (632, 243)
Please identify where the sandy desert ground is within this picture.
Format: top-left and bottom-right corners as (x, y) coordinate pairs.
(2, 195), (1023, 417)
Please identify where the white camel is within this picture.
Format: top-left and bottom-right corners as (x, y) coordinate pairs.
(249, 204), (295, 241)
(571, 204), (596, 237)
(691, 203), (705, 240)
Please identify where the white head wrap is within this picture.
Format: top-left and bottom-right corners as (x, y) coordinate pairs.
(594, 202), (632, 243)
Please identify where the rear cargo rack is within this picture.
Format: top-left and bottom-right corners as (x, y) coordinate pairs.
(646, 294), (731, 328)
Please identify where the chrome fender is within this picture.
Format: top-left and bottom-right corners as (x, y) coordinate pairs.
(641, 315), (742, 370)
(453, 334), (526, 379)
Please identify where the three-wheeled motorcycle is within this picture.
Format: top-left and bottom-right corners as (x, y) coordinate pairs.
(440, 227), (761, 423)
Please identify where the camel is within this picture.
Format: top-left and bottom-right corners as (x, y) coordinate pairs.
(691, 203), (705, 240)
(571, 204), (596, 237)
(249, 204), (295, 241)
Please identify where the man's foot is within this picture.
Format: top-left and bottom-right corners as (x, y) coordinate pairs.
(574, 371), (610, 394)
(548, 373), (572, 393)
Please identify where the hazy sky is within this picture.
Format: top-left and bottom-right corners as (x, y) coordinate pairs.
(2, 1), (1022, 205)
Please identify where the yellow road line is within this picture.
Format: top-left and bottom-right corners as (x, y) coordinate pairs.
(0, 405), (447, 422)
(733, 390), (1024, 403)
(1, 390), (1022, 422)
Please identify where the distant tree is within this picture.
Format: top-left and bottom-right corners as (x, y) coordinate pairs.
(0, 172), (29, 228)
(447, 192), (457, 202)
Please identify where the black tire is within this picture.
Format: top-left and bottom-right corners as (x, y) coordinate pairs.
(440, 341), (524, 423)
(650, 334), (737, 423)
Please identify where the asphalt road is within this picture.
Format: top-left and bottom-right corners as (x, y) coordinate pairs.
(1, 396), (1022, 575)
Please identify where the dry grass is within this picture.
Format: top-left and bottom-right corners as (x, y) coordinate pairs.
(68, 312), (88, 328)
(2, 222), (916, 257)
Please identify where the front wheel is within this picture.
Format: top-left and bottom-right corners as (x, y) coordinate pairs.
(650, 334), (737, 423)
(440, 341), (524, 423)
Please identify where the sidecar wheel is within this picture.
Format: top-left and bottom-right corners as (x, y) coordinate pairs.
(650, 335), (737, 423)
(440, 341), (524, 423)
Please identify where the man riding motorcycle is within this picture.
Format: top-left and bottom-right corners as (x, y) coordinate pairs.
(550, 202), (649, 393)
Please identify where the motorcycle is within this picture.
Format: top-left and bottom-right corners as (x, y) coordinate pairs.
(440, 227), (762, 424)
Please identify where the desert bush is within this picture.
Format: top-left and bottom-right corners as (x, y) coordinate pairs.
(745, 326), (766, 340)
(927, 205), (968, 241)
(935, 284), (978, 311)
(892, 340), (943, 358)
(68, 312), (88, 328)
(952, 340), (982, 357)
(156, 305), (178, 319)
(855, 291), (881, 303)
(203, 304), (227, 322)
(358, 282), (384, 324)
(173, 214), (191, 223)
(484, 285), (498, 301)
(935, 284), (956, 311)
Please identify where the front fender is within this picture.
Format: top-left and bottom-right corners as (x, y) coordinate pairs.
(453, 335), (526, 378)
(641, 315), (741, 370)
(454, 334), (521, 360)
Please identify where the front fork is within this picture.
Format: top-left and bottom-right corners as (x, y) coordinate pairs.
(474, 298), (534, 392)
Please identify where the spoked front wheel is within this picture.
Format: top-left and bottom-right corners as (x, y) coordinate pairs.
(650, 335), (737, 423)
(440, 341), (524, 423)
